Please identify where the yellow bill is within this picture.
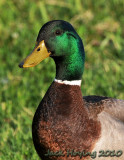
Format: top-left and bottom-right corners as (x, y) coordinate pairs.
(19, 40), (51, 68)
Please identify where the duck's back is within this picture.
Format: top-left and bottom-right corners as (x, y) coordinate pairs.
(84, 96), (124, 160)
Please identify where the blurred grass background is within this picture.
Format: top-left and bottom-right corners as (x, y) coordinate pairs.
(0, 0), (124, 159)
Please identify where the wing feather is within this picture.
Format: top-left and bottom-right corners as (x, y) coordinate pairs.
(83, 96), (124, 122)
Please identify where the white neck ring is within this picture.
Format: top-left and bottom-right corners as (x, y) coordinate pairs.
(54, 79), (82, 86)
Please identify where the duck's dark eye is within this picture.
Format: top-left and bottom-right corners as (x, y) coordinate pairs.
(55, 30), (62, 36)
(37, 48), (40, 51)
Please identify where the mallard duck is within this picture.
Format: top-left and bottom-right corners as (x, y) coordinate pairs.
(19, 20), (124, 160)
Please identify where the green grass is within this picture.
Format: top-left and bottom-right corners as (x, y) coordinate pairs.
(0, 0), (124, 159)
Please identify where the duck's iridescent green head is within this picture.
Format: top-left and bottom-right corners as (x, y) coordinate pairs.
(19, 20), (85, 81)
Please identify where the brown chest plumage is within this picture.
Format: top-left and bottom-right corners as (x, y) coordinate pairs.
(32, 82), (101, 160)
